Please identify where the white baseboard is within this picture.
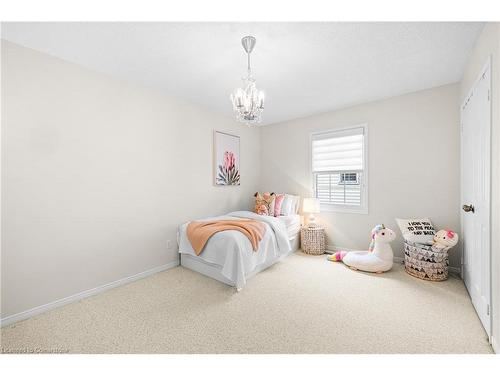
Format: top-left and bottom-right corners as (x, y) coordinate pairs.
(1, 260), (179, 328)
(326, 245), (461, 276)
(491, 336), (498, 354)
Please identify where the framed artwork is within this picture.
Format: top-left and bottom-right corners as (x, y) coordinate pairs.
(214, 131), (240, 186)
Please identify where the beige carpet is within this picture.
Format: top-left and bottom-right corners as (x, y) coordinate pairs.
(1, 252), (493, 354)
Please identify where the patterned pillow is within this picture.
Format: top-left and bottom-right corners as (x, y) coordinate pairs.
(253, 192), (275, 216)
(268, 195), (276, 216)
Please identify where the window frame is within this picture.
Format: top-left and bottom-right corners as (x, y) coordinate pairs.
(309, 124), (369, 215)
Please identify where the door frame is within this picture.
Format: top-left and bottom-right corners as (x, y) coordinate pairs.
(460, 56), (492, 338)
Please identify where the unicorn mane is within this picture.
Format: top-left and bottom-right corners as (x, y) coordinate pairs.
(369, 224), (385, 252)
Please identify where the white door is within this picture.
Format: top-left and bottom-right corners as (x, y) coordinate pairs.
(461, 59), (491, 337)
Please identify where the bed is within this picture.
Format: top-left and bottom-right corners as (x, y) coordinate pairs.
(178, 210), (301, 290)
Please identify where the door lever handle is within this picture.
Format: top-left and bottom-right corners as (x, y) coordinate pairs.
(462, 204), (475, 213)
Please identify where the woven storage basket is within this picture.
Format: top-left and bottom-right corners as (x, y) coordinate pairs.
(403, 240), (450, 281)
(301, 226), (326, 255)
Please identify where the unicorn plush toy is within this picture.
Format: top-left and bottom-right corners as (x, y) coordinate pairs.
(328, 224), (396, 273)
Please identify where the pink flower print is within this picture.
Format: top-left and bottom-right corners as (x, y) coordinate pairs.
(217, 150), (240, 185)
(224, 151), (235, 171)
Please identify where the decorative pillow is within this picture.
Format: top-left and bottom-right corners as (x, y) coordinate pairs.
(254, 192), (275, 216)
(396, 218), (436, 245)
(268, 195), (276, 216)
(274, 194), (285, 217)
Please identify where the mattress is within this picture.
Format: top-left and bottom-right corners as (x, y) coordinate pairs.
(178, 211), (293, 290)
(278, 214), (301, 238)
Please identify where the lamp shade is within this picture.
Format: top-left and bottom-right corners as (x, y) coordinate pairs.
(303, 198), (320, 214)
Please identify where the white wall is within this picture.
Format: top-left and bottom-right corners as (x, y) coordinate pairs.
(1, 41), (260, 318)
(260, 84), (461, 266)
(460, 23), (500, 352)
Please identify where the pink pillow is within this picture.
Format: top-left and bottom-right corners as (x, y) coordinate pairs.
(274, 194), (285, 217)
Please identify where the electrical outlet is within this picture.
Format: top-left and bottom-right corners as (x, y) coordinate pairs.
(166, 240), (172, 250)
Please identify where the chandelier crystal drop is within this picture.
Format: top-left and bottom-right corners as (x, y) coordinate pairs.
(230, 36), (265, 125)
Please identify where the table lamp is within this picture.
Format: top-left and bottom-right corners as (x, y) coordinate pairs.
(303, 198), (320, 227)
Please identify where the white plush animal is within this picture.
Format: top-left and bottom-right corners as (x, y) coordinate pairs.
(328, 224), (396, 273)
(432, 229), (458, 250)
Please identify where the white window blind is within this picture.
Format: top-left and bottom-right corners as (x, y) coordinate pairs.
(312, 127), (366, 209)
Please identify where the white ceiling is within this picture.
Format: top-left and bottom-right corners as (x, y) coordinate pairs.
(2, 22), (484, 125)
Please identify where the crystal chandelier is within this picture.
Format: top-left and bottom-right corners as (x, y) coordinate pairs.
(230, 36), (265, 125)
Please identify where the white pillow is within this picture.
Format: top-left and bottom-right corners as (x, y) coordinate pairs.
(280, 194), (300, 215)
(280, 195), (293, 215)
(396, 218), (436, 245)
(291, 195), (300, 214)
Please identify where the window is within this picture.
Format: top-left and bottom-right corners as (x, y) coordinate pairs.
(311, 126), (368, 214)
(339, 172), (359, 185)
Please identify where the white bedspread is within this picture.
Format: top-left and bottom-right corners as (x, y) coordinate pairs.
(178, 211), (292, 288)
(278, 214), (301, 238)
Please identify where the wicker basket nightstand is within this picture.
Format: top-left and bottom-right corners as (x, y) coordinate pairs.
(300, 226), (326, 255)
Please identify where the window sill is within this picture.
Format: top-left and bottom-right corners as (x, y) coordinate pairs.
(320, 203), (368, 215)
